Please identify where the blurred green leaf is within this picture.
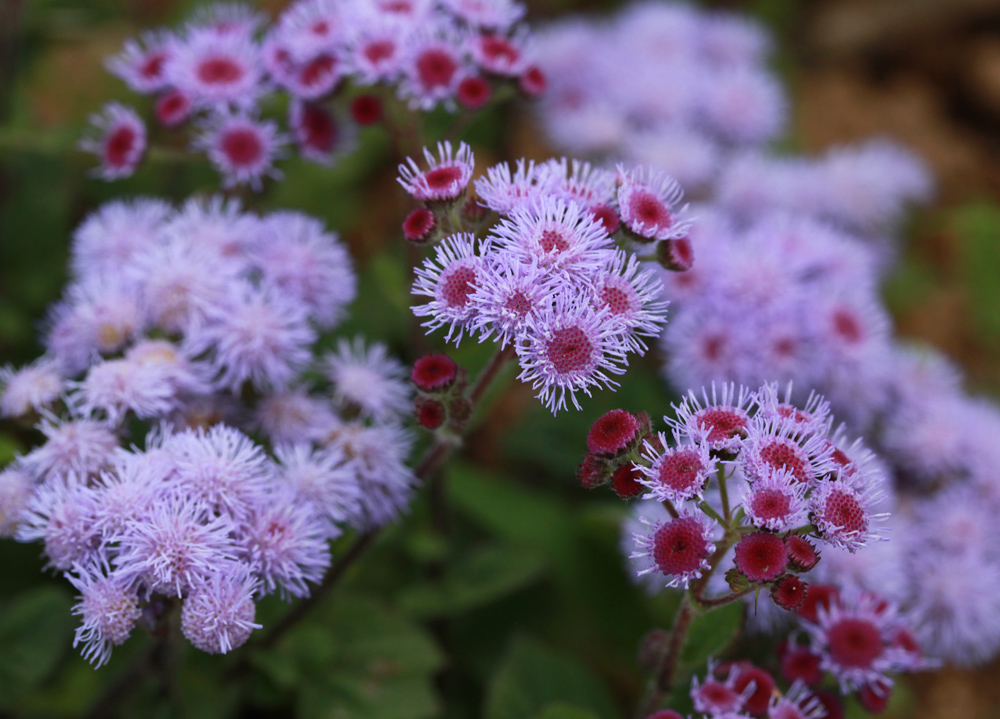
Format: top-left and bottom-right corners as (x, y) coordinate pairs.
(485, 636), (617, 719)
(0, 585), (74, 703)
(680, 602), (744, 670)
(397, 543), (547, 618)
(252, 593), (443, 719)
(532, 703), (601, 719)
(955, 203), (1000, 343)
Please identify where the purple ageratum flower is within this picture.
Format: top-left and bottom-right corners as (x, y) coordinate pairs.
(75, 357), (181, 424)
(473, 158), (552, 215)
(44, 278), (147, 375)
(274, 443), (361, 527)
(440, 0), (525, 30)
(167, 424), (274, 521)
(321, 418), (416, 530)
(186, 280), (316, 393)
(699, 11), (771, 68)
(89, 453), (168, 538)
(70, 198), (172, 282)
(22, 415), (118, 483)
(124, 339), (214, 398)
(249, 211), (357, 329)
(188, 2), (268, 40)
(254, 388), (338, 446)
(667, 382), (755, 453)
(0, 466), (35, 538)
(324, 337), (411, 423)
(739, 467), (808, 533)
(535, 157), (616, 209)
(753, 382), (831, 437)
(489, 197), (614, 279)
(0, 358), (65, 419)
(288, 101), (357, 166)
(638, 434), (715, 504)
(592, 250), (669, 353)
(397, 141), (475, 202)
(79, 103), (147, 181)
(698, 65), (786, 145)
(105, 30), (178, 94)
(195, 110), (288, 190)
(466, 30), (527, 76)
(515, 290), (629, 413)
(130, 241), (242, 337)
(113, 492), (238, 597)
(810, 469), (887, 552)
(240, 490), (332, 598)
(411, 232), (485, 346)
(766, 682), (826, 719)
(164, 27), (264, 110)
(803, 591), (926, 693)
(630, 510), (716, 589)
(343, 13), (412, 85)
(161, 194), (259, 262)
(690, 661), (754, 715)
(16, 477), (101, 571)
(739, 416), (835, 485)
(398, 27), (471, 111)
(469, 252), (558, 348)
(272, 0), (347, 64)
(67, 560), (141, 667)
(906, 544), (1000, 667)
(181, 562), (262, 654)
(615, 164), (693, 242)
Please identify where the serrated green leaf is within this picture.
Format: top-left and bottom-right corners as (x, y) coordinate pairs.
(398, 544), (547, 618)
(0, 586), (74, 703)
(485, 636), (616, 719)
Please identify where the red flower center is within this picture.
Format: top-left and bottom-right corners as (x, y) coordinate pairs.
(423, 164), (463, 191)
(105, 126), (136, 167)
(750, 487), (792, 520)
(657, 449), (705, 494)
(694, 407), (748, 444)
(832, 308), (863, 344)
(480, 36), (520, 64)
(547, 326), (593, 374)
(221, 128), (263, 166)
(196, 56), (244, 85)
(299, 54), (337, 88)
(759, 440), (810, 483)
(439, 265), (477, 308)
(827, 618), (883, 669)
(140, 51), (166, 80)
(652, 516), (709, 577)
(539, 228), (569, 253)
(504, 290), (532, 317)
(297, 103), (337, 153)
(822, 488), (866, 534)
(601, 284), (634, 316)
(628, 189), (672, 232)
(416, 49), (457, 89)
(364, 40), (395, 64)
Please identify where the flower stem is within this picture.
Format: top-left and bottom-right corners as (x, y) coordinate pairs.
(635, 596), (695, 718)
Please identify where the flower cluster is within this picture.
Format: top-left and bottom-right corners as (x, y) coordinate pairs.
(0, 197), (418, 664)
(400, 143), (685, 412)
(608, 383), (888, 598)
(83, 0), (545, 186)
(535, 2), (784, 192)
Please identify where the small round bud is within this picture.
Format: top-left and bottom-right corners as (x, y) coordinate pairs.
(411, 354), (458, 391)
(725, 566), (752, 593)
(577, 454), (609, 489)
(656, 237), (694, 272)
(785, 535), (820, 572)
(415, 397), (446, 429)
(857, 679), (892, 714)
(350, 94), (382, 125)
(652, 516), (712, 578)
(587, 409), (643, 457)
(611, 461), (644, 499)
(457, 76), (492, 110)
(403, 208), (436, 243)
(734, 531), (788, 583)
(771, 574), (808, 611)
(448, 397), (473, 423)
(813, 689), (845, 719)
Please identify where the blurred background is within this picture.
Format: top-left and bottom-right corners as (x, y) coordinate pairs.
(2, 0), (1000, 717)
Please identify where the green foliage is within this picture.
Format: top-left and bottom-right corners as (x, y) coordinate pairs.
(0, 586), (75, 707)
(250, 594), (444, 719)
(955, 203), (1000, 345)
(484, 636), (616, 719)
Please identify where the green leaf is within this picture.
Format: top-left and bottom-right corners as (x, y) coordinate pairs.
(253, 594), (444, 719)
(532, 703), (601, 719)
(680, 602), (744, 670)
(398, 544), (547, 618)
(485, 636), (616, 719)
(955, 203), (1000, 343)
(0, 586), (74, 703)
